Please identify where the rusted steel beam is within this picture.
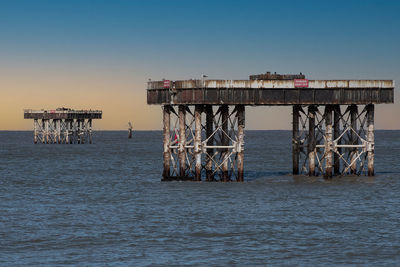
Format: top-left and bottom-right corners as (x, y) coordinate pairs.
(308, 106), (316, 176)
(237, 105), (245, 182)
(292, 105), (300, 175)
(350, 105), (358, 174)
(178, 105), (186, 178)
(324, 105), (333, 178)
(333, 105), (341, 175)
(194, 105), (202, 181)
(367, 104), (375, 176)
(221, 105), (229, 181)
(205, 105), (214, 181)
(163, 105), (171, 179)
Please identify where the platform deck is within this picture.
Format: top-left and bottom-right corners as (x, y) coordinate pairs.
(147, 80), (394, 105)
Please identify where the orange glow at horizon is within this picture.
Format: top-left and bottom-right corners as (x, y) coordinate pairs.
(1, 65), (399, 131)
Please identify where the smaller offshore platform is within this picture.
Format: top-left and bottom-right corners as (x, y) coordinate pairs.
(24, 108), (102, 144)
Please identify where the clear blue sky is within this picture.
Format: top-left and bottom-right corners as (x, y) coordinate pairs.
(1, 0), (399, 129)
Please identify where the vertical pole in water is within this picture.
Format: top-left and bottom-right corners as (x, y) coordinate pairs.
(333, 105), (341, 175)
(221, 105), (229, 181)
(205, 105), (214, 181)
(34, 119), (38, 144)
(178, 105), (186, 178)
(308, 105), (316, 176)
(324, 105), (333, 178)
(350, 105), (358, 174)
(292, 105), (300, 175)
(237, 105), (245, 182)
(88, 119), (92, 144)
(367, 104), (375, 176)
(163, 105), (171, 180)
(194, 105), (202, 181)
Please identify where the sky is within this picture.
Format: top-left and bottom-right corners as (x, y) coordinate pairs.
(1, 0), (399, 130)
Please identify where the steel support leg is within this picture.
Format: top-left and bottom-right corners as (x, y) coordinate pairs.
(292, 105), (300, 175)
(45, 119), (49, 144)
(333, 105), (341, 175)
(350, 105), (358, 174)
(367, 104), (375, 176)
(194, 105), (202, 181)
(88, 119), (92, 144)
(308, 106), (316, 176)
(237, 105), (245, 182)
(178, 105), (186, 178)
(57, 119), (61, 144)
(34, 119), (38, 144)
(163, 105), (171, 179)
(205, 105), (214, 181)
(221, 105), (229, 181)
(324, 105), (333, 178)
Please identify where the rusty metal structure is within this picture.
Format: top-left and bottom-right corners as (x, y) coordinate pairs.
(249, 71), (305, 80)
(147, 75), (394, 181)
(24, 108), (102, 144)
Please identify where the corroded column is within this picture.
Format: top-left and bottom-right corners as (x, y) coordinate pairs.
(292, 105), (300, 175)
(333, 105), (341, 175)
(194, 105), (202, 181)
(65, 120), (70, 144)
(221, 105), (229, 181)
(350, 105), (358, 174)
(205, 105), (214, 181)
(367, 104), (375, 176)
(237, 105), (245, 182)
(56, 119), (61, 144)
(77, 119), (81, 144)
(69, 120), (74, 144)
(178, 105), (186, 178)
(163, 105), (171, 179)
(308, 106), (316, 176)
(88, 119), (92, 144)
(34, 119), (38, 144)
(81, 120), (85, 144)
(324, 105), (333, 178)
(44, 119), (49, 144)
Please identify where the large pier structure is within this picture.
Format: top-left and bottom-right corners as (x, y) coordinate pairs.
(24, 108), (102, 144)
(147, 73), (394, 181)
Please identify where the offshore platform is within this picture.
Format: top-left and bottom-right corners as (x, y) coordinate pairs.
(147, 72), (394, 181)
(24, 108), (102, 144)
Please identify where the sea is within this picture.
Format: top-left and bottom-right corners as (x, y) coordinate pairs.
(0, 130), (400, 266)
